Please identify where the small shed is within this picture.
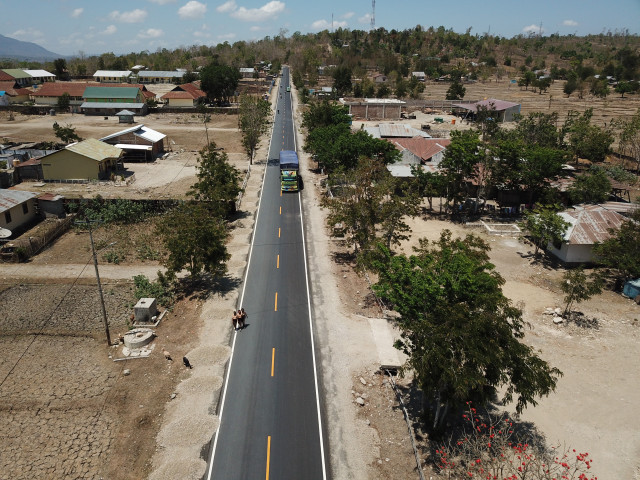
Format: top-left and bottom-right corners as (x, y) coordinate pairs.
(116, 110), (135, 124)
(38, 193), (65, 218)
(134, 298), (157, 323)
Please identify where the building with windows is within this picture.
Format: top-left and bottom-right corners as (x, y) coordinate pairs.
(0, 189), (38, 234)
(40, 139), (123, 181)
(92, 70), (132, 83)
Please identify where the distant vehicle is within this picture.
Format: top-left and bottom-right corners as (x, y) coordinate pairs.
(286, 86), (291, 92)
(279, 150), (299, 192)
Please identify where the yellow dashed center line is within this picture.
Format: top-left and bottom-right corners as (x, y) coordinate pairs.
(265, 436), (271, 480)
(274, 292), (278, 311)
(271, 348), (275, 377)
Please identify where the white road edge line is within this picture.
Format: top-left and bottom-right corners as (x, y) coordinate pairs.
(293, 72), (327, 479)
(206, 85), (276, 480)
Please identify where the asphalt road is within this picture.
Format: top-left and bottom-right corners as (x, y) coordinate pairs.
(206, 67), (328, 480)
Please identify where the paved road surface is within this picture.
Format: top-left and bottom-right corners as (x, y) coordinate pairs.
(206, 67), (328, 480)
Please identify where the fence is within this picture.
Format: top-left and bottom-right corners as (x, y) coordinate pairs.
(1, 216), (73, 262)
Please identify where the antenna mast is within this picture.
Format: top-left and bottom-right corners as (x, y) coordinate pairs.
(371, 0), (375, 30)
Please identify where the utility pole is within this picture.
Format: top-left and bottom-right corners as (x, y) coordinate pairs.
(77, 219), (111, 347)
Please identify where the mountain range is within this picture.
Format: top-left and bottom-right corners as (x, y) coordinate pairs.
(0, 34), (63, 62)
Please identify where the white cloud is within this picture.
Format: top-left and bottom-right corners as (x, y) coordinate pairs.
(148, 0), (176, 4)
(102, 25), (118, 35)
(194, 30), (212, 38)
(217, 33), (236, 40)
(358, 13), (371, 24)
(218, 0), (285, 22)
(217, 0), (237, 13)
(250, 25), (263, 32)
(109, 9), (148, 23)
(71, 8), (83, 18)
(178, 1), (207, 19)
(341, 12), (354, 19)
(139, 28), (163, 38)
(563, 19), (578, 27)
(311, 19), (347, 31)
(522, 24), (544, 34)
(11, 28), (44, 41)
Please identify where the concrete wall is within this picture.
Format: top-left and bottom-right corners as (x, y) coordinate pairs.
(167, 98), (195, 108)
(41, 150), (115, 181)
(0, 198), (37, 231)
(348, 103), (402, 120)
(548, 243), (594, 263)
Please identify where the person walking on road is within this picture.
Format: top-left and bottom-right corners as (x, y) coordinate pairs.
(238, 308), (247, 329)
(232, 310), (239, 331)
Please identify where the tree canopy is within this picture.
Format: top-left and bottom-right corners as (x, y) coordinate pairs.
(52, 122), (81, 144)
(593, 208), (640, 282)
(238, 94), (271, 164)
(199, 63), (241, 105)
(518, 205), (570, 256)
(567, 168), (612, 204)
(372, 231), (562, 428)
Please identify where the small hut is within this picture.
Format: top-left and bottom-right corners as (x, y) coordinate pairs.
(116, 110), (135, 124)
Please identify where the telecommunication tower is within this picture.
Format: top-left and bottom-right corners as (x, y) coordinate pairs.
(371, 0), (375, 30)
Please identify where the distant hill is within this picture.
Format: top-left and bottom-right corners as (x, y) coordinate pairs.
(0, 34), (63, 61)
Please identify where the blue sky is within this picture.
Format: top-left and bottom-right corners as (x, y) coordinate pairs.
(2, 0), (639, 57)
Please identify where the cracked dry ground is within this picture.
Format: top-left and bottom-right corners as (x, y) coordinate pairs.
(0, 280), (201, 480)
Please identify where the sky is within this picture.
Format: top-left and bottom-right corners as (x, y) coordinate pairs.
(2, 0), (639, 57)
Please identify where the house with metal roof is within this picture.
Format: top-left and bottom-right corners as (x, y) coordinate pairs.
(453, 98), (521, 122)
(22, 69), (56, 84)
(239, 67), (255, 78)
(0, 189), (39, 234)
(30, 82), (89, 107)
(1, 69), (32, 87)
(100, 124), (166, 160)
(364, 123), (431, 139)
(137, 70), (187, 84)
(81, 86), (147, 116)
(40, 139), (123, 181)
(547, 204), (627, 263)
(93, 70), (132, 83)
(341, 98), (406, 120)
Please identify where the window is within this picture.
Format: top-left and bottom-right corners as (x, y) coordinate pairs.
(4, 211), (11, 224)
(22, 202), (28, 215)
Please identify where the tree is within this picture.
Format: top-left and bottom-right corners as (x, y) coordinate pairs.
(618, 108), (640, 174)
(157, 202), (230, 279)
(52, 122), (81, 143)
(238, 94), (271, 164)
(57, 92), (70, 112)
(593, 209), (640, 282)
(323, 157), (419, 268)
(517, 71), (536, 90)
(563, 108), (614, 163)
(372, 231), (562, 428)
(589, 77), (609, 98)
(534, 76), (552, 94)
(561, 268), (603, 317)
(563, 76), (578, 97)
(513, 111), (561, 148)
(301, 100), (351, 131)
(332, 65), (352, 97)
(567, 169), (612, 204)
(410, 165), (445, 211)
(518, 205), (570, 256)
(52, 58), (68, 80)
(181, 71), (198, 84)
(445, 80), (465, 100)
(615, 81), (634, 98)
(199, 63), (241, 105)
(439, 129), (483, 211)
(376, 84), (391, 98)
(189, 142), (242, 218)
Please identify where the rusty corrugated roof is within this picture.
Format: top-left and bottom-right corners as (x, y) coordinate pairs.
(0, 189), (38, 214)
(560, 205), (626, 245)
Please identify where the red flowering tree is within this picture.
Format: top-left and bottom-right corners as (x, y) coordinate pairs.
(436, 403), (596, 480)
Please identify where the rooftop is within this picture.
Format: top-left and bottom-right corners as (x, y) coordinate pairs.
(0, 189), (38, 214)
(453, 98), (521, 113)
(83, 86), (141, 99)
(100, 124), (166, 143)
(93, 70), (132, 77)
(559, 204), (627, 245)
(137, 71), (185, 78)
(65, 138), (123, 161)
(390, 137), (451, 161)
(23, 70), (55, 78)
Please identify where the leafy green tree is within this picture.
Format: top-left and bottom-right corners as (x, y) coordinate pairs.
(57, 92), (70, 111)
(394, 78), (408, 98)
(301, 100), (351, 131)
(561, 268), (603, 317)
(534, 76), (551, 94)
(513, 111), (561, 148)
(199, 63), (241, 105)
(323, 157), (419, 267)
(517, 71), (536, 90)
(564, 77), (578, 97)
(618, 108), (640, 173)
(376, 84), (391, 98)
(410, 165), (445, 211)
(53, 58), (68, 79)
(157, 202), (230, 279)
(615, 81), (633, 98)
(189, 142), (242, 218)
(445, 80), (465, 100)
(372, 231), (562, 428)
(181, 71), (198, 84)
(238, 94), (271, 164)
(589, 77), (609, 98)
(52, 122), (82, 143)
(332, 65), (352, 97)
(439, 129), (483, 211)
(518, 205), (570, 256)
(593, 209), (640, 281)
(563, 108), (614, 163)
(568, 169), (612, 204)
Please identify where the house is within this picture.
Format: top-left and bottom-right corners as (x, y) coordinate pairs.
(0, 81), (30, 104)
(161, 82), (207, 107)
(411, 71), (426, 82)
(373, 73), (388, 83)
(547, 204), (627, 263)
(0, 189), (39, 234)
(81, 86), (147, 116)
(239, 67), (255, 79)
(0, 91), (7, 106)
(0, 70), (15, 82)
(1, 69), (31, 87)
(116, 110), (135, 124)
(14, 158), (43, 181)
(22, 69), (56, 84)
(30, 82), (89, 107)
(364, 123), (431, 139)
(453, 98), (521, 122)
(37, 193), (66, 218)
(388, 137), (451, 165)
(100, 124), (166, 161)
(93, 70), (132, 83)
(137, 70), (186, 84)
(40, 139), (123, 181)
(341, 98), (406, 120)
